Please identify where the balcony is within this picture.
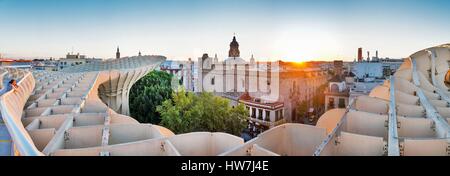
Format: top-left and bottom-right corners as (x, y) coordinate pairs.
(247, 116), (286, 128)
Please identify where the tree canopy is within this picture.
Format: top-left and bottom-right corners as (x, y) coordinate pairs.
(129, 70), (173, 124)
(157, 89), (248, 136)
(296, 101), (308, 120)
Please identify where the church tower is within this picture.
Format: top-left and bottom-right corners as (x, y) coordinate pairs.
(250, 54), (255, 65)
(214, 54), (219, 63)
(116, 46), (121, 59)
(228, 35), (240, 58)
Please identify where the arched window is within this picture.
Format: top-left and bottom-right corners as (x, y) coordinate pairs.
(330, 84), (339, 92)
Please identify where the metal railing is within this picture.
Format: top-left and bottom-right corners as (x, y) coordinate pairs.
(247, 116), (286, 127)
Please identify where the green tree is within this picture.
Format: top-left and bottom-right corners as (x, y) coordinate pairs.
(129, 70), (173, 124)
(157, 89), (248, 136)
(295, 101), (308, 122)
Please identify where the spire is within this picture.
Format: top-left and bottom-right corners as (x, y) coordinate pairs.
(214, 54), (218, 63)
(116, 46), (121, 59)
(250, 54), (255, 64)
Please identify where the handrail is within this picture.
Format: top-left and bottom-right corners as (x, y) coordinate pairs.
(387, 76), (400, 156)
(0, 70), (44, 156)
(313, 98), (355, 156)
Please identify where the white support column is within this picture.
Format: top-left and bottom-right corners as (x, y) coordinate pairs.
(269, 110), (275, 122)
(262, 109), (266, 121)
(256, 108), (261, 119)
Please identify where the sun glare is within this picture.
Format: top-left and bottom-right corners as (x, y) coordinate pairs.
(272, 24), (342, 62)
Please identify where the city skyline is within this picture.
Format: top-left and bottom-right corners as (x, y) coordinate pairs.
(1, 0), (450, 61)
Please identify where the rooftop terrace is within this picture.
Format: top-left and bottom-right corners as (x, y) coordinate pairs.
(1, 44), (450, 156)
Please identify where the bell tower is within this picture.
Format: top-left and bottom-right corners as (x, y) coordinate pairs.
(116, 46), (121, 59)
(228, 34), (240, 58)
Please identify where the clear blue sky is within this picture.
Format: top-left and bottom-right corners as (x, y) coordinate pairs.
(1, 0), (449, 61)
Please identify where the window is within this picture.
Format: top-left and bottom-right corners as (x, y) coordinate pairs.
(338, 98), (346, 108)
(265, 111), (270, 121)
(258, 109), (263, 120)
(252, 108), (256, 118)
(211, 77), (215, 85)
(329, 98), (335, 109)
(330, 84), (339, 92)
(278, 110), (282, 121)
(275, 110), (279, 121)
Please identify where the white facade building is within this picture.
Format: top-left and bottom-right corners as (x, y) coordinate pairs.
(352, 62), (383, 79)
(179, 36), (329, 136)
(58, 53), (102, 71)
